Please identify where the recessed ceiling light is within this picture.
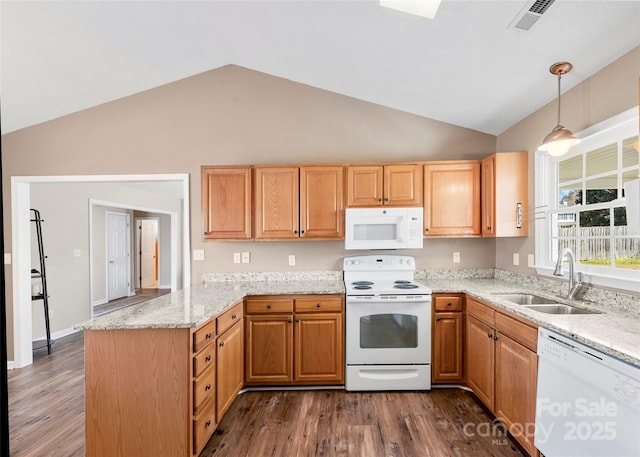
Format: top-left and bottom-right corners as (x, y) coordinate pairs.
(379, 0), (442, 19)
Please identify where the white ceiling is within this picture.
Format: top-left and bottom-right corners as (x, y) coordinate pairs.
(1, 0), (639, 135)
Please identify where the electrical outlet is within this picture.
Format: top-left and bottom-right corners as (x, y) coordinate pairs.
(453, 252), (460, 263)
(513, 253), (519, 266)
(241, 252), (250, 264)
(193, 249), (205, 261)
(289, 254), (296, 266)
(528, 254), (535, 268)
(233, 252), (241, 264)
(74, 249), (81, 258)
(4, 253), (11, 265)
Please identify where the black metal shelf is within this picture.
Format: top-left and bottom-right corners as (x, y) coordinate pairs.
(31, 209), (52, 354)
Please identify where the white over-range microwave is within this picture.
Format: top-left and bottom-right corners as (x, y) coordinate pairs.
(344, 207), (423, 250)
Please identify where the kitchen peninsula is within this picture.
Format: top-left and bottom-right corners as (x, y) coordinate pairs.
(78, 270), (640, 457)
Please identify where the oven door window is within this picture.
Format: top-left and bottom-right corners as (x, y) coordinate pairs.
(359, 314), (418, 348)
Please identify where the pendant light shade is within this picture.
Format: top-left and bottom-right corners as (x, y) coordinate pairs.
(538, 62), (580, 157)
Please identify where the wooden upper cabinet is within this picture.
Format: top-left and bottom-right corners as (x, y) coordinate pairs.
(423, 161), (481, 237)
(300, 166), (344, 239)
(201, 166), (252, 240)
(481, 152), (529, 237)
(384, 164), (423, 206)
(346, 166), (383, 206)
(254, 167), (300, 239)
(347, 163), (422, 207)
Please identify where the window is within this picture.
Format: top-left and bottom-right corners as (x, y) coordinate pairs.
(535, 107), (640, 292)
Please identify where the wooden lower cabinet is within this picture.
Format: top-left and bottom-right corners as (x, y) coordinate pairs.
(295, 312), (343, 383)
(216, 318), (244, 420)
(432, 294), (464, 384)
(465, 297), (538, 456)
(245, 295), (344, 385)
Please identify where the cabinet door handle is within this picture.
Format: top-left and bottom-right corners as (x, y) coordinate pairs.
(377, 198), (382, 202)
(436, 317), (441, 322)
(205, 355), (211, 362)
(295, 319), (300, 323)
(205, 420), (211, 428)
(493, 335), (498, 341)
(288, 319), (292, 323)
(425, 228), (429, 232)
(384, 197), (389, 202)
(294, 230), (298, 234)
(219, 341), (224, 347)
(205, 384), (212, 391)
(301, 230), (305, 234)
(487, 333), (493, 339)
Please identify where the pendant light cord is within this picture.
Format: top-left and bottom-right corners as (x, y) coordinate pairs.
(556, 72), (562, 127)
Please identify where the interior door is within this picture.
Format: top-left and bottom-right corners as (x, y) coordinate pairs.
(107, 212), (130, 300)
(139, 219), (158, 288)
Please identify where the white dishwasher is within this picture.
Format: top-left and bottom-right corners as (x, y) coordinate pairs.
(536, 328), (640, 457)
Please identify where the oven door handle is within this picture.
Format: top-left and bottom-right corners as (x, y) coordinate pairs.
(357, 368), (421, 380)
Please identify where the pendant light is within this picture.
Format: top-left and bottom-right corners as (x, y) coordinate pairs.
(538, 62), (580, 157)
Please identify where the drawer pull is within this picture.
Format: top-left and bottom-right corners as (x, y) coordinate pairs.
(219, 341), (224, 348)
(232, 314), (237, 319)
(205, 333), (212, 340)
(267, 304), (272, 309)
(205, 384), (212, 391)
(315, 303), (321, 308)
(205, 420), (211, 428)
(205, 355), (211, 362)
(447, 302), (452, 306)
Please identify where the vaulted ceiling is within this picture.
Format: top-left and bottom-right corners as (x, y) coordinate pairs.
(2, 1), (639, 135)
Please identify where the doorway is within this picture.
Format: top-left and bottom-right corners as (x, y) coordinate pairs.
(107, 212), (131, 301)
(136, 217), (159, 290)
(10, 174), (190, 368)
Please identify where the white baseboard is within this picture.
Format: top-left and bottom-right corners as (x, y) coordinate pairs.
(158, 283), (171, 290)
(7, 361), (15, 370)
(92, 298), (108, 307)
(33, 326), (81, 342)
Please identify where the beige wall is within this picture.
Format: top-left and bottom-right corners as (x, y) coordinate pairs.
(496, 46), (640, 274)
(2, 64), (496, 360)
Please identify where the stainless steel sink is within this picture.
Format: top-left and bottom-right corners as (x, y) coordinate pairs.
(492, 293), (559, 305)
(524, 304), (601, 315)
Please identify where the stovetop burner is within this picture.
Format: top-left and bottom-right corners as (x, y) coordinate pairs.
(353, 285), (372, 290)
(394, 280), (411, 284)
(352, 281), (374, 286)
(394, 283), (419, 289)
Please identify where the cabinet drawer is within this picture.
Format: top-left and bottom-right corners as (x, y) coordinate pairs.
(194, 343), (215, 378)
(466, 298), (495, 326)
(193, 364), (215, 413)
(193, 319), (216, 353)
(216, 302), (244, 335)
(295, 296), (342, 313)
(245, 298), (293, 314)
(193, 396), (216, 455)
(433, 295), (463, 312)
(495, 312), (538, 352)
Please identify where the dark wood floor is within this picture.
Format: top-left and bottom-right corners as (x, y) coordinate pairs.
(9, 332), (525, 457)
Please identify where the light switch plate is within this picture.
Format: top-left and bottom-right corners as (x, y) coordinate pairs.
(4, 253), (11, 265)
(193, 249), (205, 261)
(289, 255), (296, 266)
(241, 252), (250, 264)
(528, 254), (535, 268)
(233, 253), (241, 264)
(513, 253), (519, 266)
(453, 252), (460, 263)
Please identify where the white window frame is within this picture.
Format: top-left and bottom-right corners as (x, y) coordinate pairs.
(535, 107), (640, 293)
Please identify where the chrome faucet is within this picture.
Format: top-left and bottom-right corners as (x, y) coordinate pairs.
(553, 248), (583, 299)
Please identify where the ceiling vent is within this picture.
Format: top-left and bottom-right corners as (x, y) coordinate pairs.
(510, 0), (556, 31)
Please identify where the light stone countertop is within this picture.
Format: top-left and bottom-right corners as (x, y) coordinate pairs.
(76, 279), (345, 331)
(422, 277), (640, 369)
(77, 271), (640, 370)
